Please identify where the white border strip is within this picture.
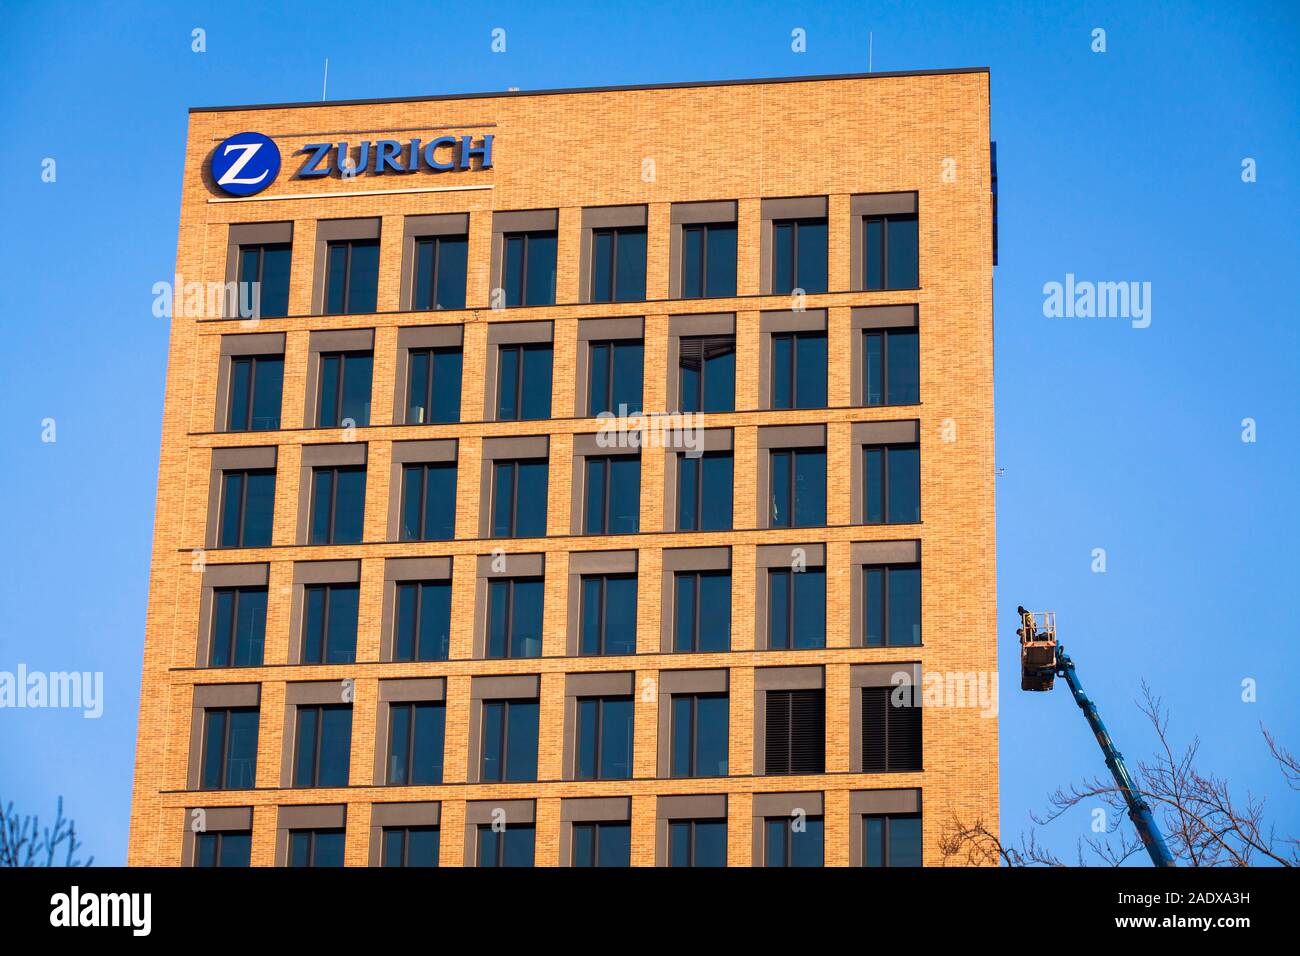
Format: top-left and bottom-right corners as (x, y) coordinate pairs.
(208, 183), (494, 203)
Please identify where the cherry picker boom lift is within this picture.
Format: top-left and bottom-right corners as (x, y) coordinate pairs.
(1016, 606), (1176, 867)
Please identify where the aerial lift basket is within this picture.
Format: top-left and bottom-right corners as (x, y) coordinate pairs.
(1017, 605), (1057, 691)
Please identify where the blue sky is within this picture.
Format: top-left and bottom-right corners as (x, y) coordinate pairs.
(0, 0), (1295, 865)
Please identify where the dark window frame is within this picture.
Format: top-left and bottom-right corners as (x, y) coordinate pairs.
(237, 242), (292, 318)
(208, 585), (268, 668)
(587, 339), (644, 417)
(405, 346), (463, 424)
(412, 234), (468, 310)
(287, 828), (346, 866)
(590, 226), (647, 303)
(680, 222), (737, 299)
(575, 695), (634, 780)
(400, 461), (457, 542)
(195, 830), (252, 867)
(316, 350), (373, 428)
(218, 468), (275, 549)
(678, 335), (736, 413)
(571, 820), (631, 866)
(385, 700), (446, 786)
(502, 230), (557, 307)
(301, 582), (359, 664)
(579, 573), (637, 656)
(324, 238), (380, 315)
(863, 214), (919, 291)
(393, 579), (452, 662)
(766, 567), (826, 650)
(668, 818), (728, 867)
(862, 812), (922, 867)
(491, 458), (548, 538)
(293, 704), (353, 788)
(310, 464), (367, 545)
(677, 451), (733, 532)
(226, 354), (284, 432)
(584, 454), (641, 535)
(486, 576), (544, 659)
(764, 815), (825, 867)
(768, 446), (826, 528)
(862, 443), (921, 525)
(670, 692), (729, 778)
(770, 331), (828, 410)
(771, 217), (828, 295)
(200, 706), (259, 791)
(863, 564), (922, 648)
(673, 570), (731, 653)
(479, 698), (540, 782)
(382, 826), (441, 867)
(496, 343), (553, 421)
(862, 328), (920, 407)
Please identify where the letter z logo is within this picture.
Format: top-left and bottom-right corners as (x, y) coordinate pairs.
(211, 132), (281, 196)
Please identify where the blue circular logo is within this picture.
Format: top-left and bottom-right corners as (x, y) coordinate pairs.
(211, 131), (281, 196)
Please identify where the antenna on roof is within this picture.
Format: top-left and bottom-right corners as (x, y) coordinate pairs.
(322, 58), (329, 101)
(869, 32), (873, 72)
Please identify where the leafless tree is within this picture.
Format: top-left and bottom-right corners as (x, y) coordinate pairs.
(0, 796), (93, 867)
(942, 684), (1297, 867)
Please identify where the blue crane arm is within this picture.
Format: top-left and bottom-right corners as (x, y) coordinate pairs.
(1057, 644), (1176, 867)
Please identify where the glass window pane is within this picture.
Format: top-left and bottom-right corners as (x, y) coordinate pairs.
(232, 588), (266, 667)
(422, 464), (456, 540)
(669, 822), (691, 867)
(332, 468), (366, 544)
(513, 461), (547, 537)
(407, 827), (440, 867)
(702, 346), (735, 412)
(889, 567), (922, 646)
(317, 706), (352, 786)
(219, 473), (243, 547)
(304, 587), (326, 663)
(888, 446), (921, 524)
(770, 451), (791, 527)
(601, 698), (633, 779)
(340, 353), (372, 427)
(597, 822), (631, 866)
(293, 708), (318, 786)
(864, 449), (884, 524)
(865, 816), (885, 866)
(218, 832), (251, 867)
(585, 457), (607, 534)
(677, 456), (699, 531)
(289, 832), (311, 867)
(696, 696), (728, 776)
(412, 703), (444, 784)
(865, 219), (884, 290)
(228, 358), (251, 431)
(580, 577), (602, 656)
(487, 580), (509, 659)
(705, 224), (737, 297)
(766, 820), (787, 867)
(793, 569), (826, 649)
(699, 573), (731, 653)
(772, 222), (794, 294)
(346, 241), (379, 313)
(503, 235), (525, 306)
(417, 581), (451, 661)
(770, 570), (791, 649)
(492, 462), (515, 538)
(865, 569), (885, 647)
(395, 583), (417, 661)
(675, 574), (697, 653)
(682, 227), (703, 298)
(864, 332), (883, 406)
(313, 830), (346, 867)
(250, 358), (282, 430)
(383, 829), (405, 867)
(326, 244), (348, 314)
(889, 816), (923, 867)
(227, 709), (259, 788)
(481, 702), (504, 780)
(497, 346), (519, 420)
(577, 699), (599, 779)
(771, 335), (793, 409)
(430, 349), (462, 423)
(592, 231), (614, 303)
(791, 818), (824, 867)
(700, 454), (732, 531)
(794, 450), (826, 527)
(414, 240), (435, 310)
(435, 235), (468, 309)
(614, 229), (645, 301)
(604, 575), (637, 655)
(318, 354), (341, 427)
(211, 590), (235, 667)
(502, 826), (535, 867)
(504, 701), (538, 781)
(608, 456), (640, 534)
(588, 342), (611, 415)
(201, 710), (226, 789)
(887, 330), (919, 405)
(695, 820), (727, 866)
(510, 579), (543, 658)
(796, 221), (827, 293)
(259, 245), (291, 318)
(611, 341), (643, 414)
(573, 824), (595, 866)
(520, 345), (552, 420)
(388, 704), (411, 784)
(887, 216), (919, 289)
(523, 233), (556, 306)
(243, 471), (275, 547)
(401, 465), (422, 541)
(795, 334), (827, 408)
(671, 697), (692, 776)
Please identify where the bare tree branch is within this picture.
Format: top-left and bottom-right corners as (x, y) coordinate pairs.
(0, 796), (93, 867)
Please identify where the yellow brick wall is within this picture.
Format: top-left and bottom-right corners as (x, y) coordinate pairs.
(128, 70), (997, 866)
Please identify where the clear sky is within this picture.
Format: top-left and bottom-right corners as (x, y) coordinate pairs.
(0, 0), (1295, 866)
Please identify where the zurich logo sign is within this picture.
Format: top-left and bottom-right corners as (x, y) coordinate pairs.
(211, 131), (281, 196)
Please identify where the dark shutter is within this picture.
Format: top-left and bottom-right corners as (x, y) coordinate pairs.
(679, 335), (734, 368)
(861, 686), (922, 772)
(765, 689), (825, 775)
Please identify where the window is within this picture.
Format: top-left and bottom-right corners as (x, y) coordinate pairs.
(209, 587), (267, 667)
(226, 355), (283, 431)
(394, 581), (451, 662)
(588, 339), (643, 416)
(288, 829), (345, 867)
(861, 686), (922, 772)
(317, 351), (373, 428)
(487, 578), (544, 659)
(502, 231), (556, 306)
(767, 568), (826, 649)
(310, 465), (366, 545)
(679, 336), (735, 413)
(480, 699), (539, 782)
(678, 452), (732, 531)
(477, 824), (535, 866)
(771, 332), (827, 409)
(863, 813), (922, 867)
(769, 448), (826, 527)
(669, 819), (727, 867)
(591, 227), (646, 302)
(238, 243), (291, 318)
(406, 347), (462, 424)
(576, 696), (633, 780)
(325, 238), (380, 314)
(674, 572), (731, 653)
(864, 565), (921, 647)
(584, 456), (640, 534)
(863, 214), (919, 290)
(863, 445), (920, 524)
(413, 234), (468, 310)
(765, 816), (824, 867)
(382, 827), (440, 867)
(302, 584), (359, 664)
(572, 822), (631, 867)
(681, 223), (737, 299)
(772, 219), (827, 294)
(400, 463), (456, 541)
(580, 574), (637, 656)
(200, 707), (259, 790)
(195, 831), (251, 867)
(293, 705), (353, 787)
(863, 329), (919, 406)
(387, 702), (446, 785)
(765, 690), (825, 775)
(496, 343), (553, 420)
(218, 469), (275, 548)
(491, 459), (548, 538)
(670, 694), (728, 777)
